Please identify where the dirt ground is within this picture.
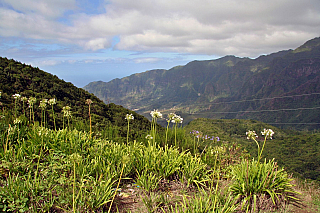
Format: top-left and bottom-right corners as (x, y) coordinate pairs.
(108, 178), (320, 213)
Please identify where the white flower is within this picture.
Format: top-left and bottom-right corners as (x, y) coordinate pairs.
(62, 106), (72, 117)
(145, 134), (153, 140)
(167, 113), (176, 121)
(125, 113), (134, 120)
(48, 98), (56, 105)
(171, 114), (183, 123)
(13, 94), (20, 99)
(261, 128), (274, 139)
(13, 118), (21, 124)
(150, 109), (162, 119)
(39, 100), (47, 109)
(21, 97), (27, 102)
(28, 97), (36, 107)
(246, 130), (258, 140)
(86, 99), (93, 105)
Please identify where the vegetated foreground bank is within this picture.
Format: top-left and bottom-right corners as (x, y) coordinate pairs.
(0, 56), (319, 212)
(0, 98), (318, 212)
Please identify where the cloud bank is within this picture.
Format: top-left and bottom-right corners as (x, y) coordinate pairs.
(0, 0), (319, 58)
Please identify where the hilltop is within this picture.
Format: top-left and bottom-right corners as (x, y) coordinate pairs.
(0, 57), (152, 141)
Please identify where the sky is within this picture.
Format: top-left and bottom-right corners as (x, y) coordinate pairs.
(0, 0), (319, 87)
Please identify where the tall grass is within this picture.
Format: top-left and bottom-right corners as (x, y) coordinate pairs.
(0, 97), (302, 212)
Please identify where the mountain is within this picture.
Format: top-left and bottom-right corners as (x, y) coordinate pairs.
(0, 57), (152, 140)
(84, 37), (320, 130)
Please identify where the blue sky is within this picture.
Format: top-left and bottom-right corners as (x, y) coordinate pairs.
(0, 0), (319, 87)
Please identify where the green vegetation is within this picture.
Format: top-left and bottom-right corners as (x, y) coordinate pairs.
(0, 91), (308, 212)
(0, 57), (152, 142)
(1, 56), (319, 212)
(185, 118), (320, 182)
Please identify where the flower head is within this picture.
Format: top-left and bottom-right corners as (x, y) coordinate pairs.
(145, 134), (153, 140)
(13, 94), (20, 99)
(13, 118), (21, 125)
(261, 128), (274, 139)
(246, 130), (258, 140)
(150, 109), (162, 119)
(21, 96), (27, 102)
(125, 113), (134, 120)
(28, 97), (36, 107)
(39, 99), (47, 109)
(62, 106), (72, 117)
(167, 113), (176, 121)
(48, 98), (56, 105)
(86, 99), (93, 105)
(171, 114), (183, 124)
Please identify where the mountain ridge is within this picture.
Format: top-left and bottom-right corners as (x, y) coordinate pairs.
(84, 37), (320, 129)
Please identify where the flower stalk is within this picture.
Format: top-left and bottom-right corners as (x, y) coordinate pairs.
(86, 99), (93, 139)
(125, 113), (134, 144)
(171, 114), (183, 147)
(246, 129), (274, 163)
(150, 109), (162, 146)
(48, 98), (57, 130)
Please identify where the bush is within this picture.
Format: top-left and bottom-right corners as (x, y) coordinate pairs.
(229, 158), (299, 212)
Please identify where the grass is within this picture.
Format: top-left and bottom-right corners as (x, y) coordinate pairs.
(0, 96), (319, 212)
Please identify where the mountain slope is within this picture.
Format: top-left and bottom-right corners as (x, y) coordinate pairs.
(0, 57), (152, 139)
(84, 37), (320, 129)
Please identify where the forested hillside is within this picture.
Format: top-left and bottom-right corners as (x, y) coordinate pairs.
(0, 57), (152, 140)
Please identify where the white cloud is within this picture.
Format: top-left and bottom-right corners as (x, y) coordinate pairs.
(134, 57), (162, 64)
(83, 37), (111, 50)
(36, 59), (61, 66)
(0, 0), (76, 18)
(0, 0), (319, 58)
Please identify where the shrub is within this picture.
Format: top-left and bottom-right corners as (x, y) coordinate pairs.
(229, 158), (298, 212)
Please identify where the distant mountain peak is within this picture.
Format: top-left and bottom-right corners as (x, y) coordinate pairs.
(293, 36), (320, 53)
(84, 37), (320, 130)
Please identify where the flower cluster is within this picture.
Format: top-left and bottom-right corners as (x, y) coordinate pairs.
(48, 98), (56, 105)
(167, 113), (176, 121)
(12, 94), (20, 99)
(39, 99), (48, 109)
(125, 113), (134, 120)
(86, 99), (93, 105)
(246, 129), (274, 140)
(261, 128), (274, 139)
(190, 130), (220, 141)
(21, 96), (27, 102)
(171, 114), (183, 124)
(13, 118), (21, 125)
(145, 134), (153, 140)
(210, 146), (225, 155)
(190, 130), (201, 136)
(246, 130), (258, 140)
(150, 109), (162, 119)
(62, 106), (72, 117)
(28, 97), (36, 107)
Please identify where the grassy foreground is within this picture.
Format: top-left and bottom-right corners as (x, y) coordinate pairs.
(0, 98), (319, 212)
